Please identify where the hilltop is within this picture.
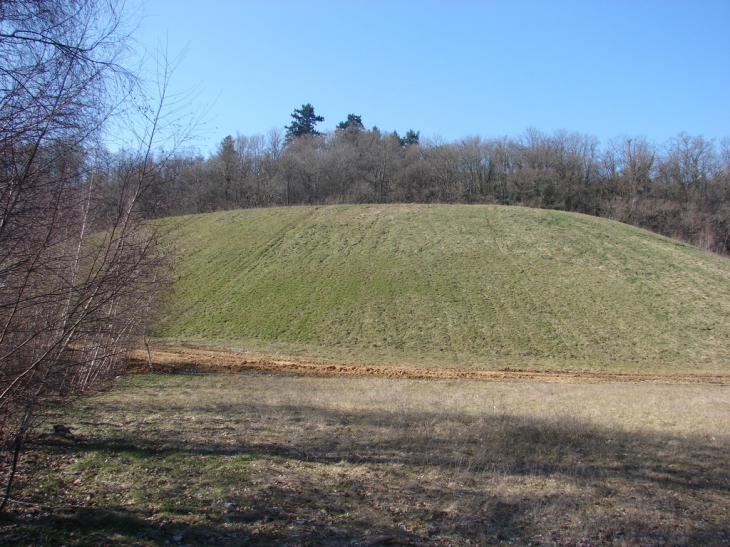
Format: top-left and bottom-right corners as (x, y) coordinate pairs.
(154, 204), (730, 374)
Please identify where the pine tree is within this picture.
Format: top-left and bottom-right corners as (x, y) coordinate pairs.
(285, 103), (324, 141)
(336, 114), (365, 131)
(393, 129), (420, 147)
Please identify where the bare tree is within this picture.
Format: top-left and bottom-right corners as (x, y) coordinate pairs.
(456, 136), (489, 201)
(361, 130), (403, 203)
(604, 136), (656, 198)
(0, 0), (186, 510)
(281, 135), (327, 204)
(657, 132), (717, 197)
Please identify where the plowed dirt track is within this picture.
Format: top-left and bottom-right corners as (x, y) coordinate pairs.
(127, 344), (729, 385)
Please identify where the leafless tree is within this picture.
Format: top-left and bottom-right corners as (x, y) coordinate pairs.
(281, 135), (328, 205)
(0, 0), (190, 510)
(604, 136), (656, 197)
(455, 136), (489, 201)
(657, 132), (717, 197)
(361, 130), (403, 203)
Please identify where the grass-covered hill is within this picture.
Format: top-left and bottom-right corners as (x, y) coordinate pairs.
(154, 204), (730, 374)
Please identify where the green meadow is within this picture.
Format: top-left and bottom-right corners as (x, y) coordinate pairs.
(6, 204), (729, 546)
(155, 204), (730, 374)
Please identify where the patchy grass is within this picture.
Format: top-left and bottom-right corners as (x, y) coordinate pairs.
(155, 204), (730, 374)
(3, 373), (728, 546)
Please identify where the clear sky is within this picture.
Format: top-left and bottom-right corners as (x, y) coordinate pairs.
(134, 0), (730, 153)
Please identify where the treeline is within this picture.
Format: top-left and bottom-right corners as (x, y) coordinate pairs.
(129, 122), (730, 255)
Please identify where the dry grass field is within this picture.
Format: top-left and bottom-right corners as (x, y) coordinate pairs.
(2, 371), (728, 546)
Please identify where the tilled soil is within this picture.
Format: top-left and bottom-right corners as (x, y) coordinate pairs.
(127, 343), (729, 385)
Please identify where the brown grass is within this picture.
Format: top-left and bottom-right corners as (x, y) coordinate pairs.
(2, 373), (728, 546)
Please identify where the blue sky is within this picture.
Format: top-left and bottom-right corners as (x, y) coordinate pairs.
(135, 0), (730, 153)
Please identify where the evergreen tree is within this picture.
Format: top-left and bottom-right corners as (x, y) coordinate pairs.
(393, 129), (420, 147)
(285, 103), (324, 141)
(217, 135), (239, 203)
(336, 113), (365, 131)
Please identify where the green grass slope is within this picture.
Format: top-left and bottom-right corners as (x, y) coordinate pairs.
(154, 204), (730, 374)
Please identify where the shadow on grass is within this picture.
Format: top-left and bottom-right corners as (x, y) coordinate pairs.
(6, 402), (730, 546)
(73, 402), (730, 492)
(0, 506), (279, 547)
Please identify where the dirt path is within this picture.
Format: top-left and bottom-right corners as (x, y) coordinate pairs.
(126, 343), (729, 385)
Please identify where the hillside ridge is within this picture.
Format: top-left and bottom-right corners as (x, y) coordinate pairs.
(154, 204), (730, 374)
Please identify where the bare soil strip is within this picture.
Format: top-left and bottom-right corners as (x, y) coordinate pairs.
(128, 344), (729, 385)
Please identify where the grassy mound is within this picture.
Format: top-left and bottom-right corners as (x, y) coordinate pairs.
(154, 204), (730, 373)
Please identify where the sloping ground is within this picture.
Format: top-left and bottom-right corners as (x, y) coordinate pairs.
(154, 204), (730, 374)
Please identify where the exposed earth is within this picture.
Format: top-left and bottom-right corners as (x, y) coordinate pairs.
(128, 343), (729, 385)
